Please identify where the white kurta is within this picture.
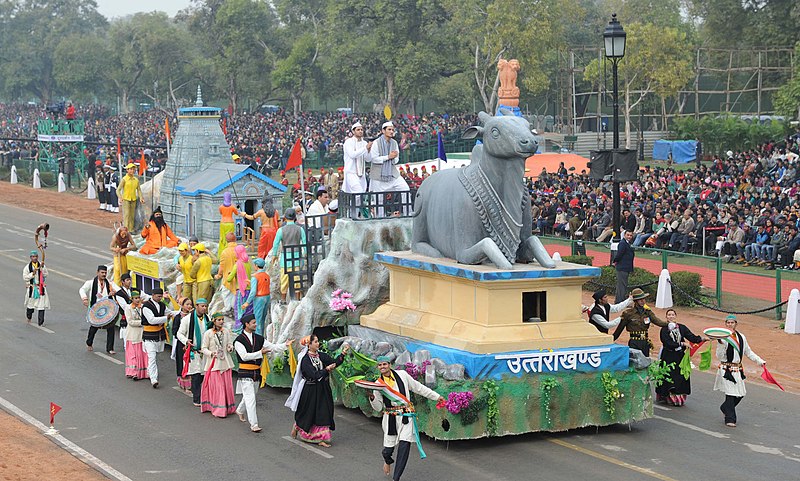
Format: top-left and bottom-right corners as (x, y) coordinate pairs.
(342, 136), (369, 193)
(713, 332), (765, 397)
(176, 312), (208, 376)
(368, 370), (440, 447)
(23, 263), (50, 310)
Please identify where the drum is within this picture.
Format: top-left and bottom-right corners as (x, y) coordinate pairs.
(703, 327), (732, 340)
(87, 296), (119, 327)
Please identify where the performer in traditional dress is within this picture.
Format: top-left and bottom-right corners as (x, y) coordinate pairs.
(174, 243), (195, 301)
(218, 192), (240, 251)
(190, 243), (215, 303)
(234, 314), (291, 432)
(139, 207), (179, 255)
(242, 258), (270, 335)
(23, 250), (49, 326)
(227, 244), (253, 329)
(656, 309), (706, 406)
(123, 290), (149, 381)
(141, 288), (171, 389)
(270, 208), (306, 302)
(342, 122), (370, 194)
(714, 315), (766, 427)
(117, 162), (143, 231)
(285, 335), (349, 447)
(110, 226), (137, 286)
(369, 121), (409, 193)
(200, 313), (236, 417)
(114, 272), (148, 343)
(215, 232), (238, 309)
(369, 356), (444, 480)
(588, 289), (632, 334)
(177, 298), (210, 406)
(243, 195), (280, 259)
(612, 288), (667, 357)
(95, 163), (107, 210)
(79, 265), (117, 353)
(172, 297), (194, 391)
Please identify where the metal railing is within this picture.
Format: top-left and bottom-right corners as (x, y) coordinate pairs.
(337, 190), (416, 220)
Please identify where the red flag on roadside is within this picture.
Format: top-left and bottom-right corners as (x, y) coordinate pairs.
(116, 137), (122, 162)
(139, 151), (147, 176)
(285, 138), (303, 171)
(165, 117), (170, 140)
(761, 366), (785, 391)
(49, 402), (61, 425)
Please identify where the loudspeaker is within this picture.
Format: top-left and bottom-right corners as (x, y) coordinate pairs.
(612, 149), (639, 182)
(588, 150), (612, 180)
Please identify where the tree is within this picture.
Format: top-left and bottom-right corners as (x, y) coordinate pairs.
(773, 43), (800, 120)
(584, 23), (694, 148)
(0, 0), (106, 103)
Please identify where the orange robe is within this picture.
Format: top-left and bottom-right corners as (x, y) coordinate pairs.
(258, 211), (281, 259)
(139, 222), (180, 254)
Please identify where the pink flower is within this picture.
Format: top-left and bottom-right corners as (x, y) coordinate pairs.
(332, 288), (342, 297)
(341, 292), (352, 299)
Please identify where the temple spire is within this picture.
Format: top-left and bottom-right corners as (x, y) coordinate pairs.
(195, 85), (203, 107)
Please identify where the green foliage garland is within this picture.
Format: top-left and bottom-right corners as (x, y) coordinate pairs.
(601, 372), (623, 418)
(540, 377), (559, 427)
(272, 351), (287, 374)
(647, 360), (674, 387)
(482, 380), (499, 436)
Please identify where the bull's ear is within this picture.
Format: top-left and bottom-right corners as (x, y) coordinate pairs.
(477, 111), (491, 124)
(462, 126), (484, 140)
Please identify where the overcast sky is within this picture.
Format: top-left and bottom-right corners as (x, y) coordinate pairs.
(95, 0), (193, 19)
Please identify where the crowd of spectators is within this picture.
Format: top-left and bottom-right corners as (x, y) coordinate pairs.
(1, 102), (476, 175)
(530, 133), (800, 270)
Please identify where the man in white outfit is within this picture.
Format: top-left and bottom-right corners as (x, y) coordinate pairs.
(233, 314), (290, 432)
(369, 121), (410, 217)
(342, 122), (371, 194)
(369, 357), (444, 480)
(714, 315), (766, 427)
(141, 288), (172, 388)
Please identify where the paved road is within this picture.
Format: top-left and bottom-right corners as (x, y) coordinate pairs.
(0, 203), (797, 481)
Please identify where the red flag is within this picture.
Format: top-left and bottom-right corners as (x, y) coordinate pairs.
(139, 151), (147, 176)
(116, 137), (121, 162)
(761, 366), (785, 391)
(222, 117), (227, 136)
(689, 341), (706, 357)
(165, 117), (170, 140)
(285, 138), (303, 171)
(49, 402), (61, 425)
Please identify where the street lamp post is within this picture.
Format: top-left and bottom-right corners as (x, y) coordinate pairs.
(604, 13), (626, 242)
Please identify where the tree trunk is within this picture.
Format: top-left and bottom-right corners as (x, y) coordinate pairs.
(386, 73), (396, 113)
(291, 92), (301, 117)
(121, 89), (130, 114)
(623, 88), (631, 150)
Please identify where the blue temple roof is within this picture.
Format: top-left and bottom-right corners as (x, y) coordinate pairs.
(175, 162), (286, 197)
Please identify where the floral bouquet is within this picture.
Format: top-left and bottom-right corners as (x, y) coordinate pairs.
(330, 289), (356, 326)
(437, 391), (474, 415)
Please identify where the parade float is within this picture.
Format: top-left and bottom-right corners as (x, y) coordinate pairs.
(259, 62), (655, 439)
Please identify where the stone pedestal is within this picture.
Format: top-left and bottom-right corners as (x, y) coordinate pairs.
(360, 251), (610, 353)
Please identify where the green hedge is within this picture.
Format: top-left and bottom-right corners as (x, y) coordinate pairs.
(583, 267), (701, 307)
(562, 255), (593, 266)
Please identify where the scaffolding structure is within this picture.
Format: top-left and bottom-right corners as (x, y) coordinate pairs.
(559, 46), (795, 135)
(36, 119), (88, 171)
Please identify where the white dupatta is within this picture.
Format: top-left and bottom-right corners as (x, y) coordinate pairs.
(284, 347), (308, 412)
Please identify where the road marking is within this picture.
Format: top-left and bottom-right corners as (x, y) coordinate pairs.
(548, 438), (679, 481)
(653, 405), (671, 411)
(172, 386), (192, 397)
(653, 415), (729, 439)
(0, 394), (133, 481)
(0, 248), (23, 253)
(281, 435), (334, 459)
(0, 250), (89, 281)
(32, 324), (55, 334)
(94, 352), (124, 365)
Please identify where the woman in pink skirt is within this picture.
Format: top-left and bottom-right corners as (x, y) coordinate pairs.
(200, 313), (236, 417)
(123, 291), (149, 381)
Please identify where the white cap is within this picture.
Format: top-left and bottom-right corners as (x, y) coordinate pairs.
(329, 199), (338, 211)
(351, 122), (363, 131)
(382, 121), (394, 130)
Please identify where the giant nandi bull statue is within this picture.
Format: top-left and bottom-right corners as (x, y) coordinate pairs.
(412, 111), (555, 270)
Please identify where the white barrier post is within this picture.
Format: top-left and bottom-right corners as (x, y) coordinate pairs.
(32, 169), (41, 189)
(10, 165), (18, 184)
(87, 176), (96, 199)
(57, 173), (66, 192)
(655, 268), (673, 309)
(784, 288), (800, 334)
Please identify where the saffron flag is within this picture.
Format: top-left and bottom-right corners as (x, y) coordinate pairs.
(285, 138), (303, 171)
(222, 117), (227, 136)
(165, 117), (170, 140)
(116, 137), (121, 162)
(49, 402), (61, 425)
(139, 151), (147, 176)
(761, 366), (785, 391)
(437, 131), (447, 162)
(288, 343), (298, 378)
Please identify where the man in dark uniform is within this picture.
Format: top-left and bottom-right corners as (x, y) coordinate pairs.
(612, 288), (667, 357)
